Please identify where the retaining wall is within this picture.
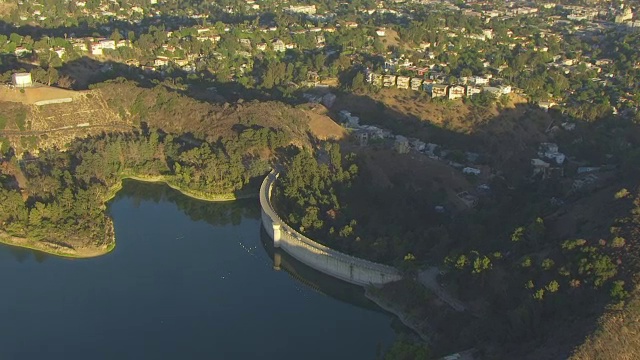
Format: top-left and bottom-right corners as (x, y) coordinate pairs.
(34, 98), (73, 106)
(260, 171), (402, 286)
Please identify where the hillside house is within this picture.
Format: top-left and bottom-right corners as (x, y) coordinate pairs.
(383, 75), (397, 87)
(410, 78), (423, 91)
(272, 39), (286, 52)
(538, 101), (557, 111)
(422, 79), (434, 92)
(431, 84), (448, 98)
(538, 143), (565, 165)
(531, 158), (551, 178)
(394, 135), (410, 154)
(396, 76), (410, 89)
(466, 86), (481, 96)
(14, 47), (30, 56)
(463, 167), (481, 175)
(154, 57), (170, 67)
(449, 85), (465, 100)
(288, 5), (316, 15)
(471, 76), (490, 86)
(483, 87), (502, 96)
(354, 130), (369, 146)
(372, 73), (383, 87)
(499, 85), (512, 94)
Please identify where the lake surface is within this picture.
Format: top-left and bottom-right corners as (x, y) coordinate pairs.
(0, 181), (395, 359)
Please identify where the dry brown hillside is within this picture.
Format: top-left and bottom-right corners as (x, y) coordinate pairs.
(0, 88), (133, 155)
(96, 82), (313, 146)
(1, 81), (326, 155)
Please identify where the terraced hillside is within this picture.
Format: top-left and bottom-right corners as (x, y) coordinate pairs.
(1, 80), (324, 157)
(0, 90), (132, 155)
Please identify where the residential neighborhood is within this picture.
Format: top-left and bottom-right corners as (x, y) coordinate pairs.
(1, 1), (640, 360)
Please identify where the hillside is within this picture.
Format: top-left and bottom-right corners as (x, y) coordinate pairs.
(0, 80), (327, 156)
(335, 89), (548, 172)
(95, 81), (313, 147)
(0, 88), (132, 155)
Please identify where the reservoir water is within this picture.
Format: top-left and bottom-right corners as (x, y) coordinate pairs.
(0, 181), (395, 359)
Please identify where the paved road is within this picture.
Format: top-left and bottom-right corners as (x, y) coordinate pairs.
(418, 267), (467, 312)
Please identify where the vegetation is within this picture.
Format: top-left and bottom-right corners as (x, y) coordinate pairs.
(0, 125), (289, 254)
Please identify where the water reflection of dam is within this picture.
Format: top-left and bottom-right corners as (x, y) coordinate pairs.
(259, 227), (386, 312)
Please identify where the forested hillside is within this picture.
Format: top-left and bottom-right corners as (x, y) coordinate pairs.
(0, 83), (309, 256)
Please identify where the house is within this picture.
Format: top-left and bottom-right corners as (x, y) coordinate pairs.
(239, 38), (251, 47)
(410, 139), (426, 151)
(448, 85), (465, 100)
(396, 76), (410, 89)
(287, 5), (316, 15)
(463, 167), (481, 175)
(531, 158), (551, 177)
(499, 85), (512, 94)
(174, 59), (189, 67)
(457, 191), (479, 208)
(54, 48), (66, 58)
(361, 125), (388, 139)
(272, 39), (286, 52)
(154, 57), (170, 67)
(321, 93), (336, 108)
(383, 75), (396, 87)
(466, 86), (481, 96)
(394, 135), (410, 154)
(14, 46), (31, 56)
(538, 101), (557, 111)
(12, 73), (33, 88)
(256, 43), (267, 51)
(538, 143), (565, 165)
(73, 42), (88, 52)
(422, 79), (434, 92)
(424, 143), (439, 156)
(354, 130), (369, 146)
(577, 167), (601, 174)
(338, 110), (360, 127)
(431, 84), (448, 98)
(376, 28), (386, 37)
(91, 44), (104, 56)
(410, 78), (423, 91)
(99, 39), (116, 50)
(471, 76), (490, 86)
(372, 73), (383, 87)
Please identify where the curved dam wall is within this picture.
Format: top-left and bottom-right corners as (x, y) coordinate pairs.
(260, 171), (402, 286)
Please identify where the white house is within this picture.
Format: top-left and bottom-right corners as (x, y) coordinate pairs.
(272, 39), (285, 52)
(463, 167), (481, 175)
(448, 85), (465, 100)
(12, 73), (33, 88)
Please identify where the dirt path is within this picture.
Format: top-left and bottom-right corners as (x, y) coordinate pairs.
(0, 124), (134, 136)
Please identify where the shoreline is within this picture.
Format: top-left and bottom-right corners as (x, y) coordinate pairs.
(364, 286), (431, 343)
(0, 175), (259, 259)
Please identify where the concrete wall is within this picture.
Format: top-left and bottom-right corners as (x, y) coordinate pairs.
(260, 171), (402, 286)
(34, 98), (74, 106)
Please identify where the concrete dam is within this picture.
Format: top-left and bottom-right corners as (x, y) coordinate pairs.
(260, 171), (401, 286)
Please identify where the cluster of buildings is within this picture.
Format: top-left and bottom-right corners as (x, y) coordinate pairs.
(365, 70), (512, 100)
